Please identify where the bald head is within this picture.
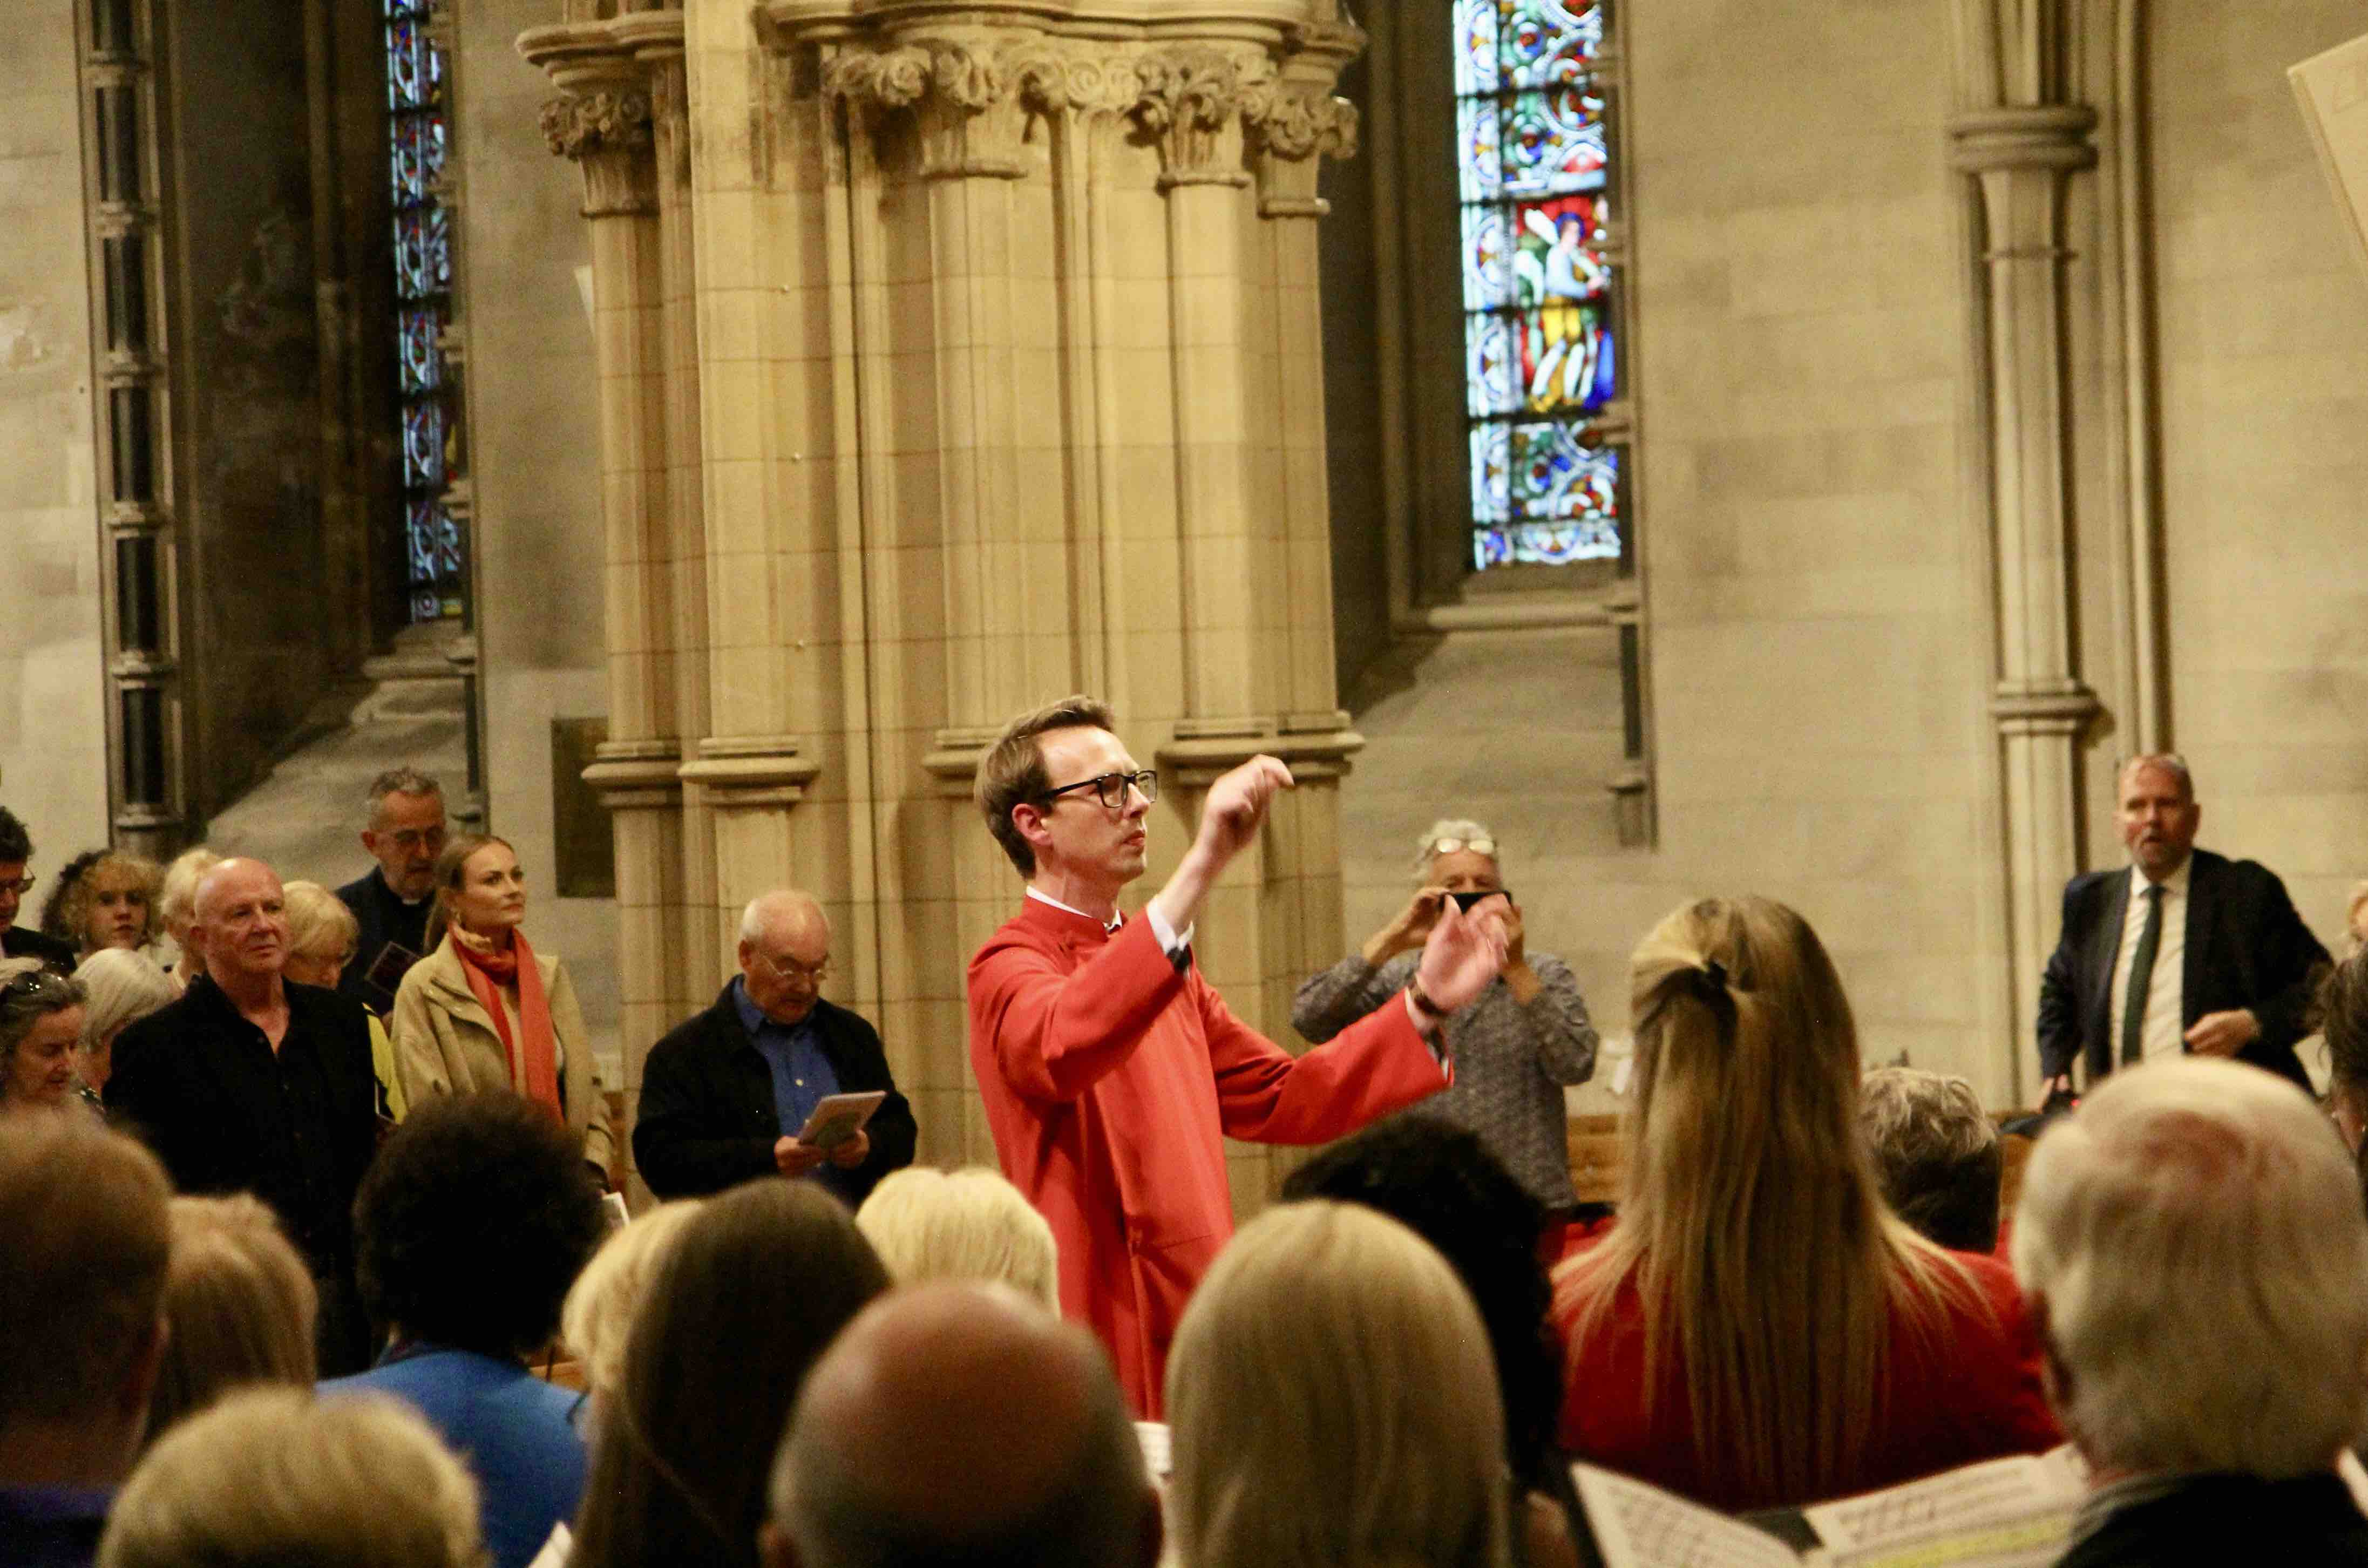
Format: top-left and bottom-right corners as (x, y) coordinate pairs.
(765, 1282), (1156, 1568)
(189, 860), (288, 987)
(739, 890), (832, 1027)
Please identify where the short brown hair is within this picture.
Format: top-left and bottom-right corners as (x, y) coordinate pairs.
(0, 1112), (171, 1427)
(147, 1196), (318, 1445)
(974, 696), (1117, 878)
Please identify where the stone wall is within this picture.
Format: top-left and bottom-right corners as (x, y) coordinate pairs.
(0, 0), (112, 863)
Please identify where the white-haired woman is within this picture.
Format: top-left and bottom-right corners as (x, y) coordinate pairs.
(155, 846), (221, 993)
(1167, 1200), (1510, 1568)
(72, 946), (177, 1105)
(282, 880), (406, 1123)
(1293, 819), (1596, 1218)
(855, 1165), (1060, 1308)
(0, 958), (89, 1114)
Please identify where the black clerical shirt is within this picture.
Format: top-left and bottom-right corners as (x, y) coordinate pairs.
(334, 868), (433, 1013)
(108, 975), (379, 1274)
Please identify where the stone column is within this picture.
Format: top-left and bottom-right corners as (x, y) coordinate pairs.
(1949, 1), (2100, 1089)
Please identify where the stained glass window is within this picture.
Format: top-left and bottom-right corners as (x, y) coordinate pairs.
(1456, 0), (1625, 569)
(388, 0), (459, 621)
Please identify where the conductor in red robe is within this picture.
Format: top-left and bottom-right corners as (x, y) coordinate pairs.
(967, 695), (1511, 1414)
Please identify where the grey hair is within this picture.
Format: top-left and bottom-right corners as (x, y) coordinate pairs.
(1413, 818), (1500, 884)
(2115, 753), (2194, 801)
(0, 957), (90, 1088)
(855, 1167), (1061, 1308)
(364, 767), (443, 824)
(739, 890), (830, 945)
(73, 948), (176, 1051)
(2012, 1057), (2368, 1477)
(157, 847), (221, 934)
(1857, 1067), (2001, 1253)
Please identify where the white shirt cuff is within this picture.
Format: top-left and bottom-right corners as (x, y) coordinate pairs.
(1144, 902), (1193, 959)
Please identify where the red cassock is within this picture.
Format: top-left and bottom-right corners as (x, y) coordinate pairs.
(967, 897), (1450, 1416)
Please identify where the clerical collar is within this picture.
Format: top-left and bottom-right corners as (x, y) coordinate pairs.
(1026, 886), (1123, 935)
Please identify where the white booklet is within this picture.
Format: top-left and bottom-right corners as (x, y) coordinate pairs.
(797, 1089), (886, 1151)
(1569, 1448), (2088, 1568)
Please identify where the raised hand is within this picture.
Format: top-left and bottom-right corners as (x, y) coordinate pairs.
(1190, 755), (1295, 874)
(1413, 892), (1511, 1016)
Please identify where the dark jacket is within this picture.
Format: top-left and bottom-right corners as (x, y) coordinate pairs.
(2036, 849), (2329, 1092)
(107, 976), (380, 1273)
(633, 984), (916, 1203)
(334, 868), (433, 1013)
(2, 924), (77, 975)
(2059, 1472), (2368, 1568)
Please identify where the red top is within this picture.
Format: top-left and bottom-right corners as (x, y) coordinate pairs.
(968, 898), (1450, 1416)
(1553, 1248), (2061, 1512)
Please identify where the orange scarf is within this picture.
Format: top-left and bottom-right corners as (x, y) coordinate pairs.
(450, 926), (562, 1123)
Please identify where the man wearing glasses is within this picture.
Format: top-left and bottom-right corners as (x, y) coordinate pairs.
(0, 805), (76, 974)
(967, 695), (1512, 1416)
(334, 767), (449, 1012)
(634, 888), (917, 1203)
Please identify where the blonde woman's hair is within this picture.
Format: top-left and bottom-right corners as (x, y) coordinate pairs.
(98, 1387), (487, 1568)
(73, 947), (177, 1052)
(156, 847), (221, 938)
(855, 1166), (1060, 1307)
(146, 1196), (318, 1444)
(2013, 1057), (2368, 1476)
(559, 1200), (704, 1398)
(1413, 817), (1499, 883)
(422, 833), (514, 954)
(280, 879), (361, 965)
(1556, 895), (1976, 1510)
(1166, 1201), (1509, 1568)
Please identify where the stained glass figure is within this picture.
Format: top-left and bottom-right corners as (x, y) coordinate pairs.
(1456, 0), (1624, 568)
(388, 0), (457, 620)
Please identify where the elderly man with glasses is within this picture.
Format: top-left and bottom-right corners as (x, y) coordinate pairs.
(634, 889), (917, 1202)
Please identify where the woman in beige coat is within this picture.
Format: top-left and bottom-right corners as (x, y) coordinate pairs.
(389, 833), (615, 1182)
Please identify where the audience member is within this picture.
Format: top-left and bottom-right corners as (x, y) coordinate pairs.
(0, 1115), (171, 1568)
(1295, 818), (1597, 1218)
(2016, 1057), (2368, 1565)
(569, 1180), (890, 1568)
(636, 890), (916, 1204)
(324, 1092), (606, 1568)
(766, 1282), (1159, 1568)
(96, 1388), (486, 1568)
(1280, 1116), (1559, 1493)
(2037, 754), (2328, 1102)
(0, 961), (90, 1114)
(2346, 881), (2368, 959)
(1857, 1065), (2003, 1253)
(283, 879), (406, 1121)
(2320, 949), (2368, 1158)
(1553, 896), (2058, 1512)
(146, 1196), (316, 1444)
(106, 858), (379, 1375)
(41, 852), (161, 961)
(559, 1200), (704, 1410)
(70, 949), (174, 1103)
(336, 766), (447, 1011)
(855, 1165), (1059, 1307)
(153, 847), (219, 992)
(391, 834), (613, 1180)
(1167, 1201), (1509, 1568)
(967, 694), (1507, 1413)
(0, 806), (77, 973)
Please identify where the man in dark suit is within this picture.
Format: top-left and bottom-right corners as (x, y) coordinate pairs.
(0, 805), (77, 974)
(2036, 754), (2329, 1099)
(334, 767), (448, 1013)
(634, 889), (915, 1204)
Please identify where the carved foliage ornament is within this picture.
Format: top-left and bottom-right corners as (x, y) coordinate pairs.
(540, 89), (655, 161)
(1240, 81), (1360, 163)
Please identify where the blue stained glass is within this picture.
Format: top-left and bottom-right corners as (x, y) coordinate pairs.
(407, 498), (439, 580)
(1467, 315), (1516, 419)
(391, 113), (445, 206)
(1498, 86), (1607, 196)
(1499, 0), (1602, 90)
(403, 400), (444, 490)
(1470, 426), (1620, 566)
(387, 20), (424, 111)
(436, 513), (463, 577)
(1453, 0), (1501, 97)
(411, 589), (442, 621)
(427, 202), (450, 290)
(1457, 99), (1503, 205)
(1461, 205), (1513, 311)
(398, 307), (440, 396)
(1470, 423), (1510, 523)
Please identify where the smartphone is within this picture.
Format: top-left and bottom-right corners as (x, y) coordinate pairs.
(1448, 888), (1508, 912)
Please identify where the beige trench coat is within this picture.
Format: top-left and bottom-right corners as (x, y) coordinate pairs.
(388, 934), (615, 1170)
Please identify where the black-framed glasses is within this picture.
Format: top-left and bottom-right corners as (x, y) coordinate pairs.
(0, 875), (34, 898)
(1039, 770), (1159, 811)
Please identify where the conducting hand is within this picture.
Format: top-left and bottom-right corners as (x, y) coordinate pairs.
(1190, 755), (1295, 875)
(1413, 893), (1511, 1016)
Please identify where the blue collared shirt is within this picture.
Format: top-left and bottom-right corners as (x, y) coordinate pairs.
(730, 977), (852, 1201)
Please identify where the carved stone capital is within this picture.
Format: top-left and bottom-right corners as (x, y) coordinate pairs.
(1240, 80), (1359, 216)
(1131, 48), (1258, 188)
(825, 40), (1027, 179)
(1010, 45), (1145, 119)
(541, 89), (660, 216)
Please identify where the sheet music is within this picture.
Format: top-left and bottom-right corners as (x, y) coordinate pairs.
(1802, 1450), (2085, 1568)
(1134, 1421), (1171, 1481)
(1571, 1465), (1802, 1568)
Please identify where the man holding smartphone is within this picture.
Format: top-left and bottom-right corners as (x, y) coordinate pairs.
(634, 890), (917, 1204)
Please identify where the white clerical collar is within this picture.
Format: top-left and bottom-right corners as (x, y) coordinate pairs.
(2129, 857), (2191, 899)
(1026, 885), (1123, 935)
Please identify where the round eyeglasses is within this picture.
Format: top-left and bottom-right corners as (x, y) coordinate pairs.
(1038, 770), (1160, 811)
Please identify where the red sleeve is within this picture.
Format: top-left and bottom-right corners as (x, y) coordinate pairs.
(1195, 975), (1451, 1144)
(970, 918), (1189, 1104)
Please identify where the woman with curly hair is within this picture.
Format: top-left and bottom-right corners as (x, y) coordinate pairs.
(1552, 896), (2058, 1511)
(41, 850), (162, 960)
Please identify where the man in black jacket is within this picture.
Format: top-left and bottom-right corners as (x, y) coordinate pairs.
(635, 890), (915, 1204)
(2035, 754), (2329, 1100)
(0, 805), (76, 974)
(333, 767), (447, 1013)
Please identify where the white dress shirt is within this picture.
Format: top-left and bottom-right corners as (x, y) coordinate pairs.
(2107, 858), (2190, 1066)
